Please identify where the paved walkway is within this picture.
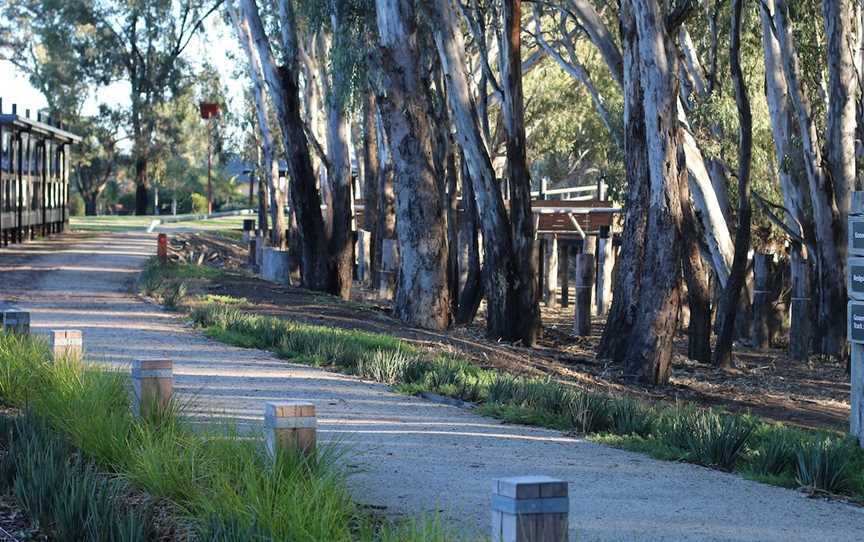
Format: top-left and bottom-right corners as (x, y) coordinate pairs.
(2, 231), (863, 541)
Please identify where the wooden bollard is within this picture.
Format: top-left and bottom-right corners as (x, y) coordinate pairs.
(1, 310), (30, 335)
(492, 476), (569, 542)
(264, 401), (316, 459)
(543, 236), (559, 308)
(131, 359), (173, 418)
(157, 233), (168, 264)
(51, 330), (82, 360)
(573, 254), (594, 336)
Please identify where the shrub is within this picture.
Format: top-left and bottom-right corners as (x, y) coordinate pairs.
(161, 280), (188, 310)
(685, 411), (754, 470)
(749, 427), (798, 476)
(565, 391), (612, 434)
(609, 398), (656, 437)
(191, 193), (209, 214)
(795, 438), (853, 494)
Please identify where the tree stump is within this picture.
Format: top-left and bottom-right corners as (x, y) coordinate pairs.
(573, 254), (594, 337)
(131, 359), (173, 418)
(491, 476), (569, 542)
(751, 253), (773, 349)
(264, 401), (316, 459)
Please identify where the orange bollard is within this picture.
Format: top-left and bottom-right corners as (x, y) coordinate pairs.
(157, 233), (168, 264)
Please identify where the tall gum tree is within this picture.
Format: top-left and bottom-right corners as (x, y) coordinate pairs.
(374, 0), (452, 330)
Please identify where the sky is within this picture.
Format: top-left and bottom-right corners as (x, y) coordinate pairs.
(1, 13), (246, 145)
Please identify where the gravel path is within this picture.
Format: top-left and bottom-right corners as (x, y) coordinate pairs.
(2, 231), (863, 541)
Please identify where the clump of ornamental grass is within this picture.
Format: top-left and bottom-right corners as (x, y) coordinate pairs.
(795, 437), (853, 494)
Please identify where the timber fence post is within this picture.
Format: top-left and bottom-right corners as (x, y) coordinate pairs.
(752, 253), (773, 349)
(491, 476), (569, 542)
(543, 235), (558, 308)
(789, 243), (811, 361)
(596, 226), (614, 315)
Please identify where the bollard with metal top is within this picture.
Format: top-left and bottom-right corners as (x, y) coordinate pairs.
(51, 330), (83, 360)
(131, 359), (173, 418)
(492, 476), (569, 542)
(1, 310), (30, 335)
(264, 401), (317, 459)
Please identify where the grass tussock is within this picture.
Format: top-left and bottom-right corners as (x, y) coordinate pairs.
(0, 332), (456, 541)
(187, 300), (864, 503)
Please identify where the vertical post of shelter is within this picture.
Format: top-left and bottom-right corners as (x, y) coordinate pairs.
(847, 191), (864, 447)
(51, 330), (82, 361)
(264, 401), (317, 459)
(559, 243), (570, 308)
(491, 476), (569, 542)
(131, 359), (173, 419)
(573, 254), (594, 336)
(596, 226), (613, 315)
(752, 253), (773, 349)
(157, 233), (168, 265)
(543, 235), (558, 308)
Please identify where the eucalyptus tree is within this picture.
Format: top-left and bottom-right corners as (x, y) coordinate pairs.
(227, 0), (286, 248)
(373, 0), (452, 330)
(73, 108), (125, 216)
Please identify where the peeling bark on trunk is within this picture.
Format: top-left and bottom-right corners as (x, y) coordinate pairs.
(456, 156), (483, 325)
(501, 0), (542, 345)
(430, 0), (534, 342)
(773, 0), (848, 356)
(375, 0), (451, 330)
(597, 0), (649, 363)
(681, 186), (712, 364)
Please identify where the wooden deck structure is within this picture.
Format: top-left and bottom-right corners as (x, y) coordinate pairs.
(1, 102), (81, 246)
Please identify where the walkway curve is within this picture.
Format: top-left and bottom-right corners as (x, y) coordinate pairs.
(2, 231), (863, 541)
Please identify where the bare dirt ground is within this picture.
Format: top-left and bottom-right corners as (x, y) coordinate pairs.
(2, 231), (864, 541)
(178, 232), (850, 432)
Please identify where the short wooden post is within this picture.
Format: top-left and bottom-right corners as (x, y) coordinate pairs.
(848, 192), (864, 447)
(131, 359), (173, 418)
(157, 233), (168, 264)
(491, 476), (569, 542)
(596, 226), (614, 315)
(543, 235), (558, 308)
(379, 238), (399, 300)
(752, 253), (773, 349)
(559, 244), (570, 308)
(573, 254), (594, 336)
(264, 401), (317, 459)
(51, 330), (82, 360)
(789, 244), (811, 361)
(1, 310), (30, 335)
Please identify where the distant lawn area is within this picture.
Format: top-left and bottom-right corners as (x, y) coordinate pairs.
(71, 214), (256, 233)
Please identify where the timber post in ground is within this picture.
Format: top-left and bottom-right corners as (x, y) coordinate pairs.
(559, 243), (570, 308)
(264, 401), (317, 459)
(1, 310), (30, 335)
(50, 330), (82, 361)
(543, 235), (558, 308)
(789, 242), (811, 360)
(596, 226), (614, 315)
(849, 191), (864, 447)
(752, 253), (774, 349)
(573, 253), (594, 337)
(131, 359), (173, 418)
(491, 475), (569, 542)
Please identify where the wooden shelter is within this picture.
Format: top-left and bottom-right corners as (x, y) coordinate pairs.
(0, 102), (81, 246)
